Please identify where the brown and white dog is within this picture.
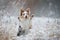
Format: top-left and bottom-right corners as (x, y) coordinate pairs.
(18, 8), (34, 34)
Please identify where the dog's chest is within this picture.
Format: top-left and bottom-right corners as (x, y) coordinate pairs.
(20, 19), (31, 30)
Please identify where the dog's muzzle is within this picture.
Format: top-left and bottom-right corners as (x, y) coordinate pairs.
(25, 16), (27, 18)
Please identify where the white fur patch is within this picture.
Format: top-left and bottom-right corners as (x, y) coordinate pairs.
(23, 11), (28, 17)
(20, 19), (31, 30)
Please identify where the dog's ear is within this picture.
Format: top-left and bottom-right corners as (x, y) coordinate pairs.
(20, 9), (24, 16)
(26, 8), (30, 15)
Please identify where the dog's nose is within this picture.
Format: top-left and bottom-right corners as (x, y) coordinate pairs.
(25, 16), (27, 18)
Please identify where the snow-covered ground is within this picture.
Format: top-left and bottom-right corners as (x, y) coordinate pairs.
(15, 17), (60, 40)
(0, 14), (60, 40)
(0, 12), (60, 40)
(0, 15), (19, 40)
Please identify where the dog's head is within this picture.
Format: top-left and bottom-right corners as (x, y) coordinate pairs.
(18, 8), (34, 20)
(20, 8), (30, 19)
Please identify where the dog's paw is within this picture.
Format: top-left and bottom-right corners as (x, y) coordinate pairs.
(31, 14), (34, 17)
(18, 17), (19, 19)
(30, 14), (34, 20)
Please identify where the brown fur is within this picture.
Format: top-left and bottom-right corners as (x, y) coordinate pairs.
(18, 8), (33, 21)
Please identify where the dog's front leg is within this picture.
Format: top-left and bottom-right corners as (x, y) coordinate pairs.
(29, 24), (32, 29)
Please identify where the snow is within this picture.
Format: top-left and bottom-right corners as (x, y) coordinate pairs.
(0, 11), (60, 40)
(0, 14), (60, 40)
(16, 17), (60, 40)
(0, 15), (19, 40)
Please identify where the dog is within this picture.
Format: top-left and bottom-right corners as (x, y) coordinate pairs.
(18, 8), (34, 35)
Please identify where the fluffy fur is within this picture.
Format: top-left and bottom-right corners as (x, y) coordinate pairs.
(18, 8), (33, 34)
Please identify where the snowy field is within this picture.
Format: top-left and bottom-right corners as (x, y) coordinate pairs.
(0, 15), (60, 40)
(16, 17), (60, 40)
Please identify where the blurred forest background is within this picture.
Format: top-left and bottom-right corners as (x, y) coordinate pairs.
(0, 0), (60, 18)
